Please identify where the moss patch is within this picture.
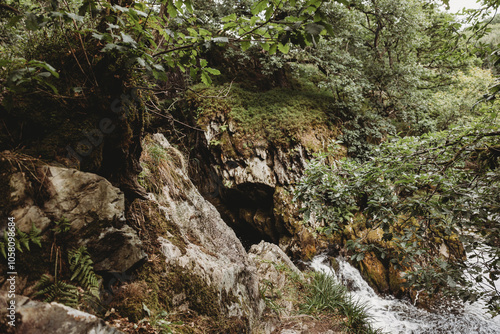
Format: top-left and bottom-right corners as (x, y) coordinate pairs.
(124, 259), (246, 333)
(185, 81), (339, 155)
(127, 199), (187, 255)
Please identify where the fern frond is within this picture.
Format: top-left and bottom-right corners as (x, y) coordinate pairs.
(29, 222), (42, 247)
(68, 246), (99, 291)
(16, 229), (28, 252)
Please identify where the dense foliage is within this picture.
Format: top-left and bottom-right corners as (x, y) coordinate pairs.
(2, 0), (500, 323)
(297, 107), (500, 311)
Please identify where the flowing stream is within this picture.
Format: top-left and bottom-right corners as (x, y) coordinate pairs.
(310, 254), (500, 334)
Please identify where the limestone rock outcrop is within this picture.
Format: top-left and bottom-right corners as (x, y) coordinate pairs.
(187, 112), (338, 258)
(128, 134), (265, 329)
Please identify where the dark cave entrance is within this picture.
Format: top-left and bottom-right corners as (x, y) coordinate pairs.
(212, 182), (279, 250)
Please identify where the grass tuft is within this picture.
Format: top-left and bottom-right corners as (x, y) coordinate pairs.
(303, 272), (382, 334)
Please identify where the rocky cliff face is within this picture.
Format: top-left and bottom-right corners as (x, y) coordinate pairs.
(0, 133), (353, 333)
(185, 109), (337, 260)
(0, 136), (266, 332)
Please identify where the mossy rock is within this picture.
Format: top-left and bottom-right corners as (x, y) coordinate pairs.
(128, 260), (247, 333)
(184, 82), (339, 152)
(128, 199), (187, 255)
(359, 252), (390, 293)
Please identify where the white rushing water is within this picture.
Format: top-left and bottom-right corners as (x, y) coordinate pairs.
(310, 254), (500, 334)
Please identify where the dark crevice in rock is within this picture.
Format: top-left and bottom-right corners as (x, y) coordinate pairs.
(171, 134), (275, 250)
(212, 182), (280, 250)
(185, 146), (281, 249)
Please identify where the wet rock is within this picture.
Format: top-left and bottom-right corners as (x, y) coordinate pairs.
(359, 252), (390, 293)
(0, 291), (122, 334)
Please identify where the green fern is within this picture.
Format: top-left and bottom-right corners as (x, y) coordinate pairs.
(0, 222), (42, 258)
(68, 246), (100, 299)
(52, 217), (71, 234)
(34, 274), (79, 307)
(34, 246), (101, 311)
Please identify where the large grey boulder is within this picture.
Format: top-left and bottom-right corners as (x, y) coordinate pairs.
(145, 134), (264, 327)
(0, 292), (122, 334)
(5, 163), (146, 274)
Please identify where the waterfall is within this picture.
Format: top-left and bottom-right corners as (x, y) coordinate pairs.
(310, 254), (500, 334)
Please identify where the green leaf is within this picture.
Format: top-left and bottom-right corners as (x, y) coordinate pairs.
(167, 2), (178, 18)
(65, 12), (84, 22)
(113, 5), (129, 13)
(29, 61), (59, 79)
(277, 43), (290, 54)
(143, 303), (151, 317)
(136, 57), (146, 67)
(222, 13), (237, 22)
(200, 59), (208, 68)
(199, 28), (210, 36)
(241, 41), (251, 51)
(251, 0), (268, 15)
(101, 43), (118, 52)
(223, 22), (238, 30)
(185, 0), (194, 13)
(190, 67), (198, 80)
(305, 23), (324, 36)
(134, 2), (147, 12)
(37, 72), (51, 78)
(269, 43), (277, 55)
(152, 64), (165, 72)
(127, 9), (140, 21)
(201, 72), (211, 86)
(120, 32), (137, 45)
(204, 67), (220, 75)
(92, 32), (105, 40)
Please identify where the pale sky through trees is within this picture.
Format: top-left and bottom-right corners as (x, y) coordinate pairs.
(446, 0), (483, 13)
